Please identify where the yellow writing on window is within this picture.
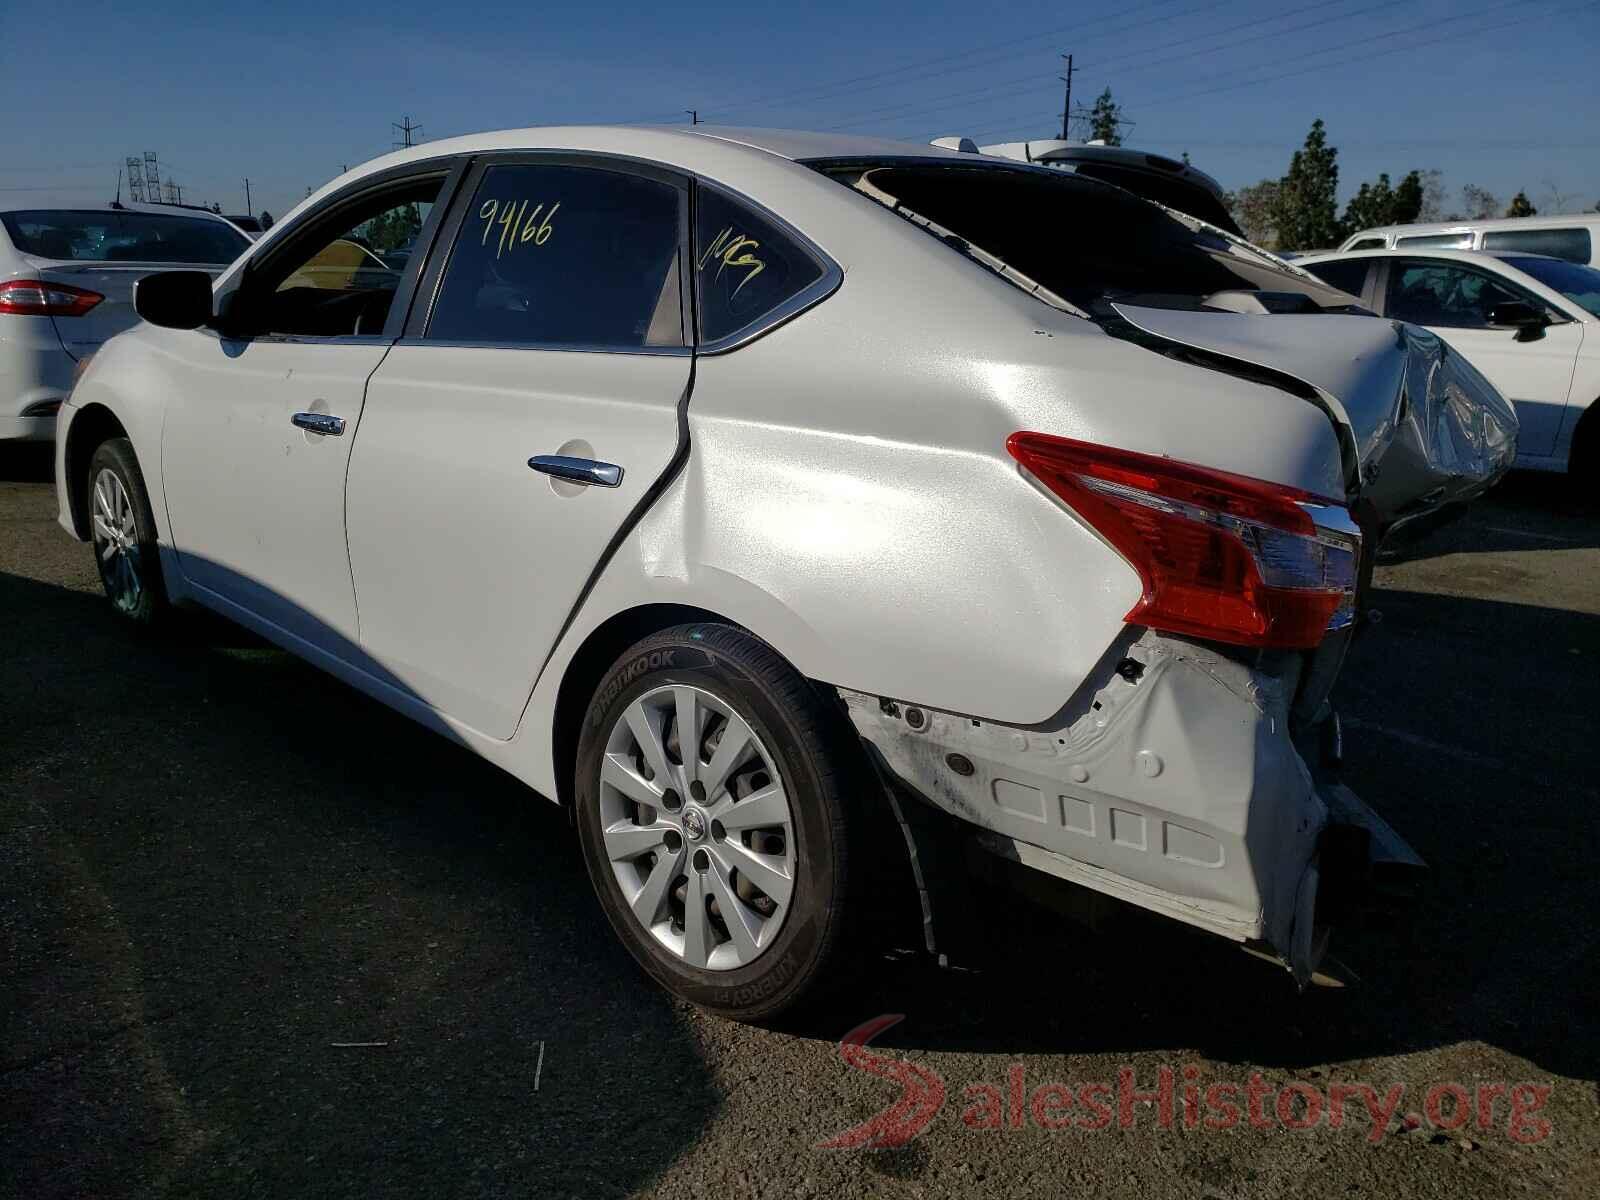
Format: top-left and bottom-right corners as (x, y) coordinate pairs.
(698, 227), (765, 297)
(478, 199), (559, 259)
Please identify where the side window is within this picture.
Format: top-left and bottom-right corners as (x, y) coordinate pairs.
(426, 163), (684, 349)
(694, 186), (826, 344)
(1303, 258), (1371, 298)
(1394, 232), (1474, 250)
(1346, 237), (1386, 252)
(258, 179), (440, 337)
(1482, 227), (1591, 264)
(1386, 261), (1528, 329)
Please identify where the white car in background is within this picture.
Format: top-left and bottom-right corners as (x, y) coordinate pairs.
(0, 203), (249, 440)
(1298, 248), (1600, 475)
(54, 126), (1513, 1018)
(1338, 213), (1600, 268)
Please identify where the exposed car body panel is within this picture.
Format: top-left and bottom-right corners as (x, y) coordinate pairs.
(1109, 304), (1517, 526)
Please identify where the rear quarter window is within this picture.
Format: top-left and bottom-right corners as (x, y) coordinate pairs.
(1481, 227), (1591, 264)
(694, 186), (827, 346)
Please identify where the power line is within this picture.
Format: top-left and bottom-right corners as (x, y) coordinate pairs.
(1133, 0), (1596, 109)
(673, 0), (1230, 124)
(862, 0), (1591, 144)
(1076, 0), (1396, 76)
(815, 0), (1364, 134)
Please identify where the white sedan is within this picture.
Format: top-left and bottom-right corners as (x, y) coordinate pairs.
(54, 126), (1513, 1018)
(1298, 248), (1600, 476)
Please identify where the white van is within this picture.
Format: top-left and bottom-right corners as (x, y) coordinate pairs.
(1338, 214), (1600, 267)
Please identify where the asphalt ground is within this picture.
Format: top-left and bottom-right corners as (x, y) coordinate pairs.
(3, 439), (1597, 1199)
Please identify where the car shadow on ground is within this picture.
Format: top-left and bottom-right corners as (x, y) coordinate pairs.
(4, 513), (1598, 1195)
(1378, 470), (1597, 563)
(0, 441), (53, 484)
(1, 570), (720, 1200)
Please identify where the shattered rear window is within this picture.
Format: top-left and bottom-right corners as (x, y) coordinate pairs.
(821, 163), (1356, 317)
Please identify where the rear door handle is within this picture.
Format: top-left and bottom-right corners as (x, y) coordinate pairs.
(528, 455), (624, 488)
(292, 412), (346, 437)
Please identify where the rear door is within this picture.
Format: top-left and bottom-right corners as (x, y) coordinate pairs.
(344, 155), (692, 739)
(1381, 257), (1583, 457)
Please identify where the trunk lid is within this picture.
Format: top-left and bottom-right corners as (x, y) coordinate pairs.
(1109, 303), (1518, 532)
(26, 259), (228, 361)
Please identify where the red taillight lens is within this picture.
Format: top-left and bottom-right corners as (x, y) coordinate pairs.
(1007, 432), (1360, 650)
(0, 279), (104, 317)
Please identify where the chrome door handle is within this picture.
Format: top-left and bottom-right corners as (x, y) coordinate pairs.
(291, 412), (346, 436)
(528, 454), (624, 488)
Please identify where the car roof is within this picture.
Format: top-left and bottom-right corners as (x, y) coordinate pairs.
(1298, 248), (1568, 265)
(0, 200), (240, 225)
(1344, 212), (1600, 241)
(339, 124), (964, 178)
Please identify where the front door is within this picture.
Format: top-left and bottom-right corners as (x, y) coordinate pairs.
(160, 172), (450, 648)
(345, 158), (693, 739)
(1384, 257), (1583, 458)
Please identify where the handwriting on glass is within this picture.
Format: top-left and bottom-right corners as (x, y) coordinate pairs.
(478, 199), (559, 259)
(698, 227), (765, 297)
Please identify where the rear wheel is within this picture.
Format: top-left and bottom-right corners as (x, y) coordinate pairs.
(86, 438), (167, 625)
(575, 624), (867, 1021)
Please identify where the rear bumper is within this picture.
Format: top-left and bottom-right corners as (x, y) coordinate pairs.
(844, 629), (1423, 984)
(0, 413), (55, 441)
(1, 314), (77, 441)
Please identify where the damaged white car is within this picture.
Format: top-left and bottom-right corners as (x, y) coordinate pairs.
(54, 127), (1515, 1019)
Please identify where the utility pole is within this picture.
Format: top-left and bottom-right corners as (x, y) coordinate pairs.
(686, 109), (698, 125)
(243, 177), (252, 216)
(1059, 53), (1074, 141)
(393, 116), (423, 149)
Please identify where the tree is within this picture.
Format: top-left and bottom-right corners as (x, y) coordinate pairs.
(1505, 191), (1537, 218)
(1460, 185), (1500, 220)
(1391, 170), (1424, 224)
(1226, 179), (1281, 247)
(1417, 169), (1449, 222)
(1338, 168), (1425, 240)
(1088, 88), (1123, 146)
(1271, 118), (1341, 250)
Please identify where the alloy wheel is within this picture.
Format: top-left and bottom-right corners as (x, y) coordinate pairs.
(597, 684), (796, 971)
(91, 467), (143, 614)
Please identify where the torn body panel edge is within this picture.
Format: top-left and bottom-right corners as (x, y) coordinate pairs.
(840, 629), (1423, 986)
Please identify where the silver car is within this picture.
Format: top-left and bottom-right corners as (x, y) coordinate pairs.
(0, 203), (249, 440)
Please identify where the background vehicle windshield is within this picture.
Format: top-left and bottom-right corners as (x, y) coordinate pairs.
(833, 164), (1353, 314)
(1502, 255), (1600, 318)
(1, 210), (249, 264)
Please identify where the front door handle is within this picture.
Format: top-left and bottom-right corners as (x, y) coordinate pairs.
(292, 412), (346, 437)
(528, 454), (624, 488)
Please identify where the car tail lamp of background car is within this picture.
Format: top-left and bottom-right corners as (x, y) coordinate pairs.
(0, 280), (104, 317)
(1007, 432), (1359, 649)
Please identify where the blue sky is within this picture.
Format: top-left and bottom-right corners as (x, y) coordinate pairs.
(3, 0), (1596, 222)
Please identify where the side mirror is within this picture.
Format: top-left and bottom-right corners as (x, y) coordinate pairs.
(1487, 300), (1549, 340)
(133, 271), (213, 330)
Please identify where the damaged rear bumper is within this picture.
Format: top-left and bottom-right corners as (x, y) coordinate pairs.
(841, 629), (1424, 986)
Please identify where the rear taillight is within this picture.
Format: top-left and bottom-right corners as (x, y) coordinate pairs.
(1007, 432), (1359, 650)
(0, 279), (104, 317)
